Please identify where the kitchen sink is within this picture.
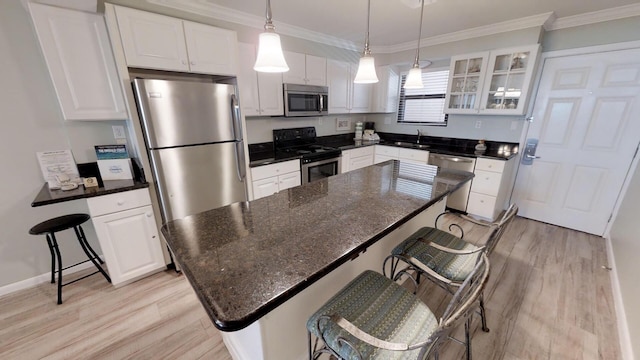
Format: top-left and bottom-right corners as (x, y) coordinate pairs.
(393, 141), (429, 149)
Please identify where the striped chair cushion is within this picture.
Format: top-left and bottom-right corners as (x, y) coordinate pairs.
(307, 270), (438, 360)
(391, 227), (479, 283)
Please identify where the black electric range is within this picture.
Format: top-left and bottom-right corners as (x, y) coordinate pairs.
(273, 127), (342, 164)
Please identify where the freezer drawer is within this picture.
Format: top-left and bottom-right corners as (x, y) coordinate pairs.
(150, 142), (247, 221)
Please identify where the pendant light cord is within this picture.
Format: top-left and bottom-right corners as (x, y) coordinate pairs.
(412, 0), (425, 68)
(363, 0), (372, 56)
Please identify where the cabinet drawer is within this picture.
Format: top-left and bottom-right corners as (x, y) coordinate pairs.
(375, 155), (396, 164)
(375, 145), (399, 157)
(467, 192), (497, 220)
(349, 155), (373, 171)
(398, 148), (429, 163)
(87, 188), (152, 217)
(475, 158), (505, 173)
(347, 146), (374, 158)
(250, 160), (300, 181)
(470, 170), (502, 196)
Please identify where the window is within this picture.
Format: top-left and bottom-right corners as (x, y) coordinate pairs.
(397, 69), (449, 125)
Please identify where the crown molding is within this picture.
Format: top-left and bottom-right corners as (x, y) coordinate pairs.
(373, 12), (554, 53)
(546, 3), (640, 31)
(146, 0), (360, 51)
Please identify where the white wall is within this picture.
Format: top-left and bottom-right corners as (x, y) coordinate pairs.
(0, 0), (130, 289)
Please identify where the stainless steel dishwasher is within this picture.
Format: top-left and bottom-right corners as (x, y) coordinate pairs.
(429, 153), (476, 212)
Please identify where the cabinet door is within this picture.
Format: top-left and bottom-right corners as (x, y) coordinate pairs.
(372, 66), (399, 113)
(282, 51), (307, 85)
(184, 21), (238, 76)
(444, 52), (489, 114)
(279, 172), (301, 191)
(479, 44), (540, 115)
(341, 150), (351, 173)
(350, 64), (372, 113)
(115, 6), (189, 72)
(252, 177), (279, 200)
(237, 43), (261, 116)
(327, 59), (350, 114)
(305, 55), (327, 86)
(349, 155), (374, 171)
(257, 73), (284, 116)
(92, 205), (165, 286)
(29, 3), (127, 120)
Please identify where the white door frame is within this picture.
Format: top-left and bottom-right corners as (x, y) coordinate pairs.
(514, 40), (640, 237)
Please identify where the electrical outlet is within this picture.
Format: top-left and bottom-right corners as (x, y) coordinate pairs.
(112, 125), (126, 139)
(475, 120), (482, 129)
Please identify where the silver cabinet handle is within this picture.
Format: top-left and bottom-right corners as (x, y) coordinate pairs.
(319, 94), (324, 112)
(525, 155), (541, 159)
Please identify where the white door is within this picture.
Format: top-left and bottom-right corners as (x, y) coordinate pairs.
(237, 43), (261, 116)
(512, 48), (640, 235)
(282, 51), (307, 84)
(305, 55), (327, 86)
(327, 59), (350, 113)
(184, 21), (238, 76)
(115, 6), (189, 72)
(29, 3), (127, 120)
(92, 205), (166, 285)
(252, 177), (279, 200)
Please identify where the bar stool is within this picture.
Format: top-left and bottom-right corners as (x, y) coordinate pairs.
(29, 213), (111, 304)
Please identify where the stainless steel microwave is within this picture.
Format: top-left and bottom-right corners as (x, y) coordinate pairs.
(283, 83), (328, 117)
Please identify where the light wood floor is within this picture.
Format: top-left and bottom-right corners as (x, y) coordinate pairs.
(0, 216), (620, 359)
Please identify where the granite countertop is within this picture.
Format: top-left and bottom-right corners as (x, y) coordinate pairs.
(248, 133), (518, 167)
(31, 180), (149, 207)
(161, 160), (474, 331)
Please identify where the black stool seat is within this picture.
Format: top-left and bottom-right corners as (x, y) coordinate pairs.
(29, 213), (111, 304)
(29, 214), (90, 235)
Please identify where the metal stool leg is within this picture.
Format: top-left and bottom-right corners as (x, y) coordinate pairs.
(49, 233), (63, 305)
(479, 293), (489, 332)
(77, 225), (104, 264)
(73, 226), (111, 283)
(45, 234), (56, 284)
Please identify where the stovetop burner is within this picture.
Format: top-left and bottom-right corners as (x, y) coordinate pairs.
(273, 127), (342, 163)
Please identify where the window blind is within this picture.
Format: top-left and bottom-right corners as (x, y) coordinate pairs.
(397, 69), (449, 125)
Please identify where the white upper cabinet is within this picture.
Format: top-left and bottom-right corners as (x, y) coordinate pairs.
(29, 3), (127, 121)
(183, 21), (238, 76)
(283, 52), (327, 86)
(445, 44), (540, 115)
(237, 43), (283, 117)
(372, 66), (400, 113)
(114, 6), (238, 76)
(327, 59), (372, 114)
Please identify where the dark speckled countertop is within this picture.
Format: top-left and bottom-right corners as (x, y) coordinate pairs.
(161, 160), (474, 331)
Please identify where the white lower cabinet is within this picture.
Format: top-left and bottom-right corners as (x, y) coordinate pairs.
(87, 189), (166, 286)
(342, 146), (375, 173)
(467, 157), (516, 220)
(251, 160), (301, 200)
(374, 145), (429, 165)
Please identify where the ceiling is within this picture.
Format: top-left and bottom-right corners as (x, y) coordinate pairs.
(145, 0), (640, 52)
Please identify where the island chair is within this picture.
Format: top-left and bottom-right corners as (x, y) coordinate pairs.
(383, 204), (518, 334)
(306, 253), (490, 360)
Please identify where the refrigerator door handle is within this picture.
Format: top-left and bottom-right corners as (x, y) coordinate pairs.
(230, 94), (242, 140)
(235, 141), (246, 182)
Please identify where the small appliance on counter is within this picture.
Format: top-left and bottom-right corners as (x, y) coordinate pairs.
(361, 122), (380, 141)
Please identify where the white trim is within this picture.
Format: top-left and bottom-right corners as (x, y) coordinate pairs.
(541, 40), (640, 60)
(376, 12), (554, 54)
(604, 236), (635, 360)
(0, 259), (103, 297)
(546, 3), (640, 31)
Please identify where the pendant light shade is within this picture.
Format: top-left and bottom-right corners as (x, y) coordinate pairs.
(354, 0), (378, 84)
(403, 0), (426, 89)
(254, 0), (289, 73)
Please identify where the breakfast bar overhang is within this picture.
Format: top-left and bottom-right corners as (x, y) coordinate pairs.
(161, 160), (474, 360)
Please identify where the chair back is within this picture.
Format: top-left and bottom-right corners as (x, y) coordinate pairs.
(440, 253), (490, 330)
(484, 203), (518, 255)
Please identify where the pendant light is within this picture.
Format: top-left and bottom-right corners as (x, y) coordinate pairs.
(354, 0), (378, 83)
(254, 0), (289, 73)
(403, 0), (426, 89)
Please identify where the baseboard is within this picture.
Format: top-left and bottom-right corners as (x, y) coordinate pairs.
(0, 258), (103, 298)
(605, 236), (635, 360)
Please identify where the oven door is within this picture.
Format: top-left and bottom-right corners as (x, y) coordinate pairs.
(301, 157), (342, 183)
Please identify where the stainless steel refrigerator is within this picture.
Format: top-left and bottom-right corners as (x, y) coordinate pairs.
(133, 78), (247, 222)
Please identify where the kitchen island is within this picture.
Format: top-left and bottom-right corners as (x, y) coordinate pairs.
(161, 160), (473, 360)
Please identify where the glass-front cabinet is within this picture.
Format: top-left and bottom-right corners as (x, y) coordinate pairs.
(445, 44), (540, 115)
(444, 52), (489, 114)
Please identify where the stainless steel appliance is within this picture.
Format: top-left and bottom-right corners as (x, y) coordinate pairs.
(273, 127), (341, 183)
(283, 84), (328, 117)
(428, 153), (476, 212)
(133, 78), (247, 222)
